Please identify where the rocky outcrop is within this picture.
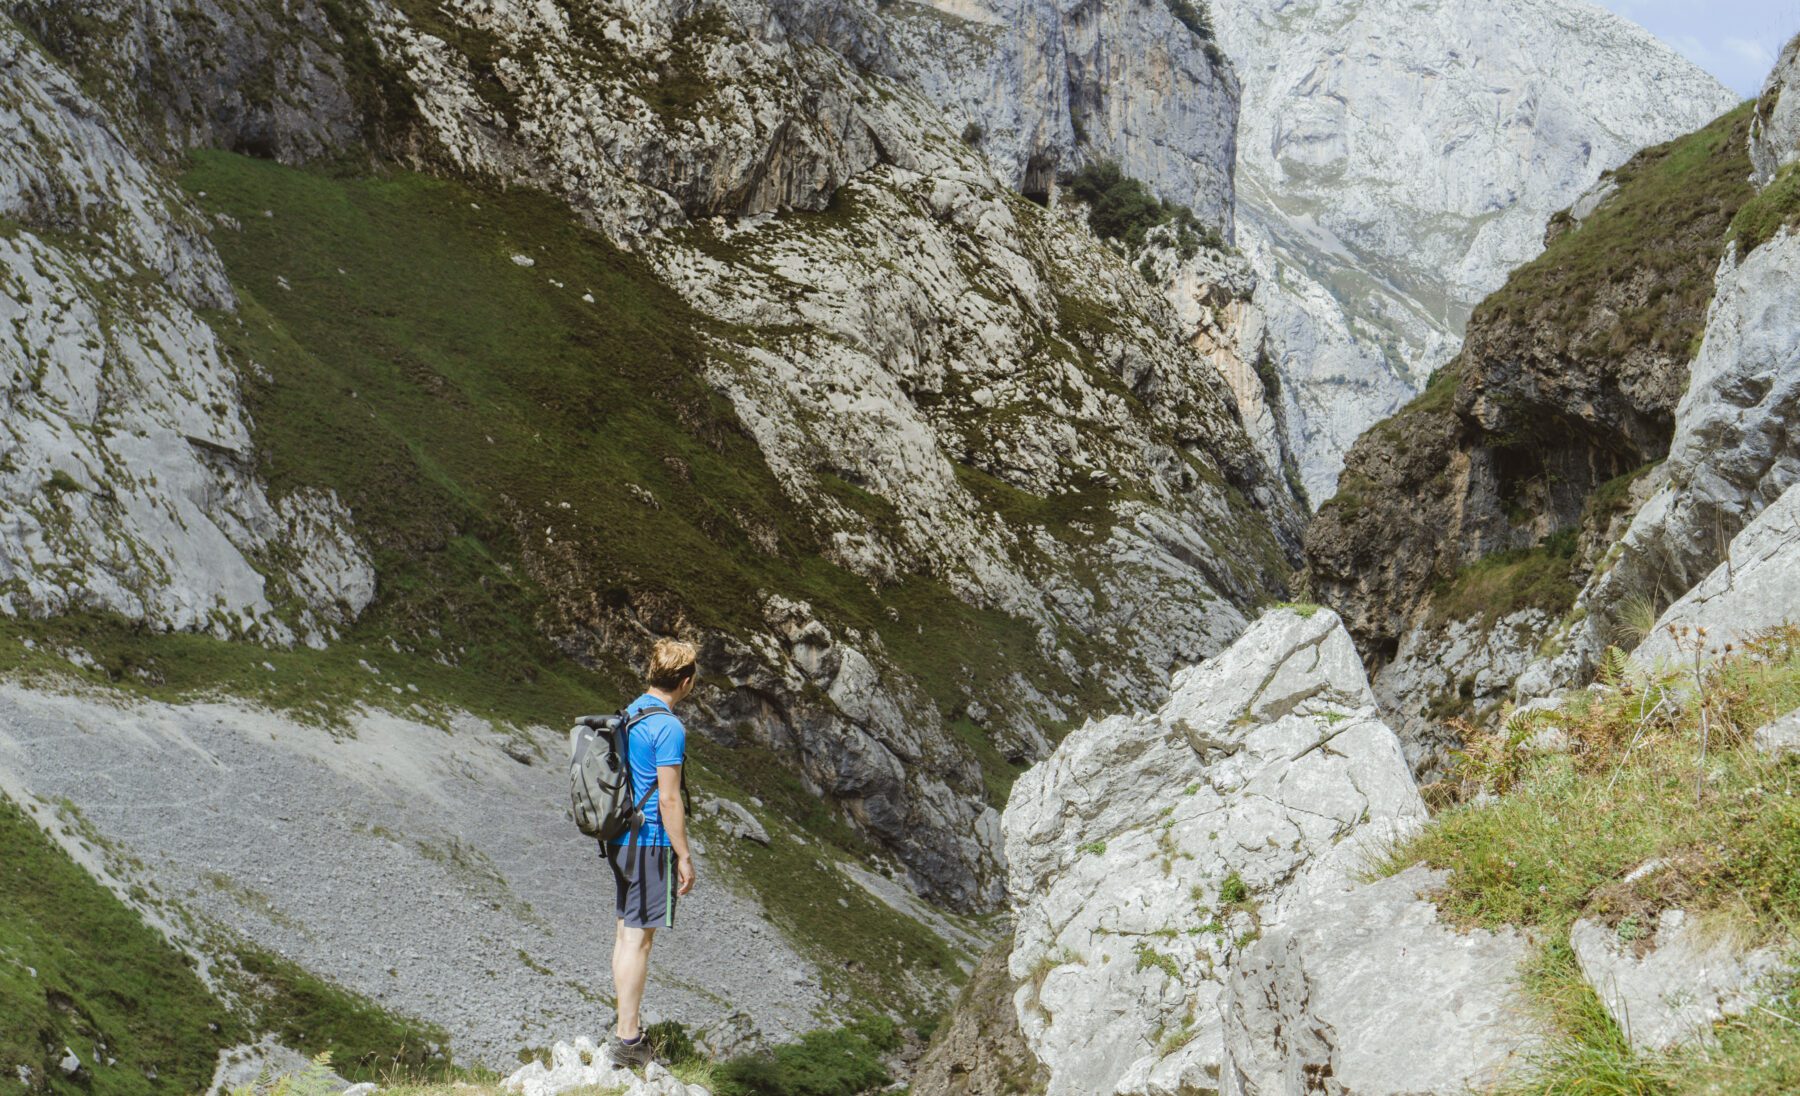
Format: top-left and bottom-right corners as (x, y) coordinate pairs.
(1001, 608), (1454, 1095)
(890, 0), (1238, 231)
(1752, 33), (1800, 187)
(0, 22), (374, 643)
(1224, 866), (1536, 1095)
(1372, 608), (1553, 774)
(503, 1040), (710, 1096)
(1570, 911), (1782, 1052)
(1755, 708), (1800, 758)
(1209, 0), (1737, 500)
(1306, 102), (1758, 753)
(911, 934), (1048, 1096)
(1631, 480), (1800, 668)
(10, 0), (375, 164)
(1527, 225), (1800, 686)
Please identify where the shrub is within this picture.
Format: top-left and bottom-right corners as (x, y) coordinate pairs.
(1061, 160), (1220, 255)
(961, 120), (984, 146)
(714, 1015), (899, 1096)
(1165, 0), (1213, 39)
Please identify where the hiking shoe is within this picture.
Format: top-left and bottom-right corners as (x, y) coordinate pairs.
(607, 1033), (654, 1070)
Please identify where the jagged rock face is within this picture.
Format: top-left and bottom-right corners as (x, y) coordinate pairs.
(1001, 608), (1428, 1095)
(1751, 34), (1800, 187)
(1223, 865), (1536, 1095)
(1521, 185), (1800, 686)
(1631, 479), (1800, 668)
(1305, 104), (1757, 752)
(2, 0), (1297, 909)
(0, 25), (373, 642)
(891, 0), (1238, 230)
(1373, 608), (1551, 775)
(1209, 0), (1738, 500)
(10, 0), (373, 164)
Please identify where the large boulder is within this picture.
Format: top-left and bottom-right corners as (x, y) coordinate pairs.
(1633, 479), (1800, 667)
(1002, 607), (1429, 1096)
(1224, 866), (1537, 1096)
(1571, 912), (1783, 1052)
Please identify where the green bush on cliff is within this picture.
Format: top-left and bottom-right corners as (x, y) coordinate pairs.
(1062, 160), (1220, 256)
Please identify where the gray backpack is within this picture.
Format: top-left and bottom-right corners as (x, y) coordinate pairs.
(568, 705), (664, 843)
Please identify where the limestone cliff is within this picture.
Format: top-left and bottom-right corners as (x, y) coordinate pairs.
(0, 0), (1298, 924)
(1303, 101), (1760, 769)
(1209, 0), (1738, 501)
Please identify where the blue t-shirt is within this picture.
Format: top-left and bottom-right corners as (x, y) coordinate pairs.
(608, 693), (686, 847)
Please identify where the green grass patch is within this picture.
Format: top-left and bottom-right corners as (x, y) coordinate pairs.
(1427, 530), (1580, 628)
(227, 948), (454, 1083)
(0, 795), (236, 1095)
(1381, 626), (1800, 938)
(1380, 628), (1800, 1091)
(1479, 103), (1755, 364)
(1729, 161), (1800, 256)
(711, 1014), (899, 1096)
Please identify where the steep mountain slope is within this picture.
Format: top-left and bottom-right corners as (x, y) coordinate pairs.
(1209, 0), (1739, 500)
(0, 0), (1301, 916)
(0, 0), (1306, 1072)
(1303, 102), (1761, 769)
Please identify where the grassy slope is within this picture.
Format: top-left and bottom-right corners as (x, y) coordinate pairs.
(173, 149), (1061, 796)
(0, 150), (986, 1024)
(0, 795), (457, 1093)
(1379, 629), (1800, 1091)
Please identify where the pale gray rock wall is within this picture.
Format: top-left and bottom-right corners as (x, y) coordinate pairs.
(1373, 609), (1552, 777)
(1001, 608), (1430, 1096)
(887, 0), (1238, 231)
(0, 24), (372, 642)
(1631, 479), (1800, 668)
(1223, 866), (1536, 1096)
(1524, 226), (1800, 690)
(1751, 34), (1800, 187)
(1210, 0), (1739, 499)
(8, 0), (369, 165)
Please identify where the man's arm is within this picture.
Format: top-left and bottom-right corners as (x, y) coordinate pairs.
(657, 764), (695, 895)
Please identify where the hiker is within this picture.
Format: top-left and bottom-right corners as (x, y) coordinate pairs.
(606, 638), (699, 1069)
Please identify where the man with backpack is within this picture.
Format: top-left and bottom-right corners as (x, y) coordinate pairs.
(603, 638), (699, 1069)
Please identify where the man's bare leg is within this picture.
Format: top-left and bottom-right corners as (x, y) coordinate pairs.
(613, 919), (657, 1040)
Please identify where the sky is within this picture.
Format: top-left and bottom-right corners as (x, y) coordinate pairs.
(1599, 0), (1800, 95)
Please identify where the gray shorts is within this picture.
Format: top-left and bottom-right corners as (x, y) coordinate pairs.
(604, 841), (678, 929)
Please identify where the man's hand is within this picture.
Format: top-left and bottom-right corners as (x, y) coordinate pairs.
(677, 854), (696, 896)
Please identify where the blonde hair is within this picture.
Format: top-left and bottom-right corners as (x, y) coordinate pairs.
(646, 638), (699, 690)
